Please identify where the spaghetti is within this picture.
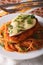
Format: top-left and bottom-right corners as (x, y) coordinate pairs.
(0, 14), (43, 52)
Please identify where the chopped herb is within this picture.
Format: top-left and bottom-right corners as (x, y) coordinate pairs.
(16, 20), (20, 22)
(27, 17), (32, 24)
(26, 15), (35, 19)
(21, 15), (29, 22)
(20, 46), (28, 51)
(27, 15), (31, 17)
(18, 30), (21, 33)
(8, 25), (13, 29)
(18, 29), (24, 33)
(18, 15), (22, 17)
(18, 29), (21, 33)
(31, 15), (35, 18)
(18, 25), (21, 28)
(9, 30), (13, 34)
(8, 25), (13, 34)
(15, 18), (23, 22)
(18, 25), (23, 28)
(18, 25), (24, 33)
(17, 16), (23, 19)
(14, 19), (17, 21)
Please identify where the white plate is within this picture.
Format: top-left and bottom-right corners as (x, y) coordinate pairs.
(0, 13), (43, 60)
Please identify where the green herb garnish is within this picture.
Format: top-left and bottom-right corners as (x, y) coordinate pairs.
(31, 15), (35, 18)
(18, 29), (23, 33)
(9, 30), (13, 34)
(18, 25), (24, 33)
(27, 17), (32, 24)
(8, 25), (13, 29)
(20, 46), (28, 51)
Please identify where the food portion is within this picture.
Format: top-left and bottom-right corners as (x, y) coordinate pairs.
(8, 14), (36, 36)
(0, 14), (43, 52)
(0, 11), (8, 17)
(31, 7), (43, 17)
(0, 0), (21, 5)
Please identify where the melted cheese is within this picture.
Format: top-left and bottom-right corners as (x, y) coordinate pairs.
(8, 14), (36, 36)
(24, 19), (36, 29)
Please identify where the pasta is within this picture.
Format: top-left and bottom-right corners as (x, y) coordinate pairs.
(0, 14), (43, 52)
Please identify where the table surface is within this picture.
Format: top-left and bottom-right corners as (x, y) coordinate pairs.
(0, 54), (43, 65)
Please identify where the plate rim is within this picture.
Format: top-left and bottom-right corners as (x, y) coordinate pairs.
(0, 12), (43, 60)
